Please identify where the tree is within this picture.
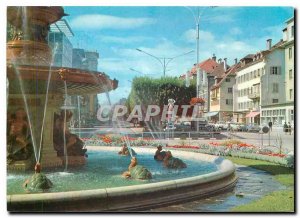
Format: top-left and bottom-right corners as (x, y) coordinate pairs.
(127, 76), (196, 129)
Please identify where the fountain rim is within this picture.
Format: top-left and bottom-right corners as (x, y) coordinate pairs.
(7, 64), (118, 94)
(7, 146), (237, 212)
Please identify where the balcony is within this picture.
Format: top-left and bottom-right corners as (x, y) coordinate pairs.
(248, 92), (260, 99)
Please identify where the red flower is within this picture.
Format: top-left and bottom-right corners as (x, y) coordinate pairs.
(190, 97), (205, 106)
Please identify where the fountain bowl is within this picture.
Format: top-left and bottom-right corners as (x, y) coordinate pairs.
(7, 146), (237, 212)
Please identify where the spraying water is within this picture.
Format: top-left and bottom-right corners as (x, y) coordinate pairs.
(63, 80), (69, 172)
(9, 7), (59, 165)
(77, 96), (82, 139)
(10, 65), (38, 162)
(37, 43), (58, 164)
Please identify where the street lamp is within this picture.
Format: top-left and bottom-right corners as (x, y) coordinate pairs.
(136, 48), (194, 77)
(185, 6), (215, 132)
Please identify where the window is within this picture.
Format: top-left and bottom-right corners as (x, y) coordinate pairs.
(289, 69), (293, 79)
(272, 83), (279, 93)
(270, 66), (281, 75)
(272, 99), (279, 103)
(228, 87), (233, 93)
(291, 25), (294, 38)
(250, 71), (253, 79)
(254, 70), (257, 78)
(289, 48), (292, 59)
(290, 89), (293, 99)
(225, 78), (230, 82)
(225, 99), (233, 105)
(257, 69), (260, 77)
(291, 109), (294, 121)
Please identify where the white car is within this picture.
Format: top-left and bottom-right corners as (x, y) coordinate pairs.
(215, 122), (228, 130)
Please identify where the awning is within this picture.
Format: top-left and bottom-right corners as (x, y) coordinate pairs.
(204, 111), (219, 117)
(246, 111), (260, 118)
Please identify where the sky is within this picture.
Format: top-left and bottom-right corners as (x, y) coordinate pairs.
(63, 6), (294, 104)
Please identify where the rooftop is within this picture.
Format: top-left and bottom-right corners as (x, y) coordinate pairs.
(210, 63), (241, 90)
(179, 58), (219, 79)
(285, 16), (294, 24)
(50, 19), (74, 38)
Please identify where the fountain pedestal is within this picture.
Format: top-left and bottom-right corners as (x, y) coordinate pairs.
(7, 6), (118, 171)
(40, 94), (63, 168)
(61, 156), (86, 166)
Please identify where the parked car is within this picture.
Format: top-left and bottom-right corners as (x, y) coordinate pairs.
(206, 123), (218, 132)
(238, 123), (248, 132)
(247, 123), (261, 132)
(215, 121), (228, 130)
(227, 122), (241, 131)
(174, 122), (191, 132)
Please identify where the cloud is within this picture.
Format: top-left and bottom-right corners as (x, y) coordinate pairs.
(230, 27), (242, 35)
(99, 40), (195, 77)
(98, 85), (132, 105)
(99, 35), (152, 44)
(182, 29), (215, 44)
(202, 14), (234, 23)
(70, 14), (156, 30)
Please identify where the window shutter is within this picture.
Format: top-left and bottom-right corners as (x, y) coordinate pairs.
(270, 67), (273, 74)
(278, 66), (281, 75)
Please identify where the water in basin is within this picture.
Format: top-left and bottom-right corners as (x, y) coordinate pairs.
(7, 149), (218, 195)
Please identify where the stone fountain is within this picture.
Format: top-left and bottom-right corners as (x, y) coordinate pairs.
(6, 6), (118, 171)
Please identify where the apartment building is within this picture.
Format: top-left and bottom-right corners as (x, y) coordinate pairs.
(180, 55), (228, 112)
(210, 62), (239, 122)
(234, 38), (286, 125)
(277, 17), (295, 125)
(261, 17), (294, 125)
(234, 54), (263, 124)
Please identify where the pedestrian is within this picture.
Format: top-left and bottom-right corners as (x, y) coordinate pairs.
(268, 121), (273, 131)
(288, 122), (292, 135)
(283, 122), (288, 134)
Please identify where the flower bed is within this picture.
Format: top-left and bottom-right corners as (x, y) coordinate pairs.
(166, 145), (199, 149)
(82, 134), (163, 148)
(80, 134), (294, 168)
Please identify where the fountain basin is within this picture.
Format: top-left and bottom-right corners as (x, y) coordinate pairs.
(7, 146), (237, 212)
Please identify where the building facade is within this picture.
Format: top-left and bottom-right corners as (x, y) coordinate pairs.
(210, 64), (238, 122)
(260, 17), (294, 126)
(260, 42), (286, 126)
(234, 54), (263, 124)
(180, 55), (228, 113)
(282, 17), (294, 125)
(48, 19), (74, 68)
(72, 49), (100, 123)
(48, 32), (73, 68)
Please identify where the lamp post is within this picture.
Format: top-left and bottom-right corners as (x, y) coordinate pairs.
(136, 48), (194, 77)
(185, 6), (215, 132)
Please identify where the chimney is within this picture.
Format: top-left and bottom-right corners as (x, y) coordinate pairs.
(234, 58), (238, 64)
(218, 58), (222, 63)
(283, 28), (287, 41)
(266, 39), (272, 50)
(224, 58), (227, 71)
(212, 54), (216, 61)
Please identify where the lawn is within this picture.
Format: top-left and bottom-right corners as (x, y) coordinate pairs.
(226, 156), (294, 212)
